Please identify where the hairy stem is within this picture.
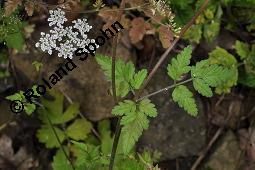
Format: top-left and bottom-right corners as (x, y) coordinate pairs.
(109, 1), (126, 170)
(134, 0), (210, 100)
(136, 79), (192, 102)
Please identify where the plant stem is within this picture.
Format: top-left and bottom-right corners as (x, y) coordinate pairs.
(136, 79), (192, 102)
(45, 108), (75, 170)
(109, 0), (210, 169)
(134, 0), (210, 101)
(109, 1), (126, 170)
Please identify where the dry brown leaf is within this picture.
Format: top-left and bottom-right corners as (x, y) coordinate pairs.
(25, 0), (35, 16)
(4, 0), (22, 16)
(126, 0), (144, 7)
(59, 0), (82, 21)
(99, 7), (130, 31)
(129, 17), (152, 44)
(158, 25), (173, 48)
(98, 6), (118, 23)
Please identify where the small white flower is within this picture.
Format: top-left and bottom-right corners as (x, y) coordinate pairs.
(35, 8), (99, 59)
(56, 40), (76, 59)
(47, 8), (67, 27)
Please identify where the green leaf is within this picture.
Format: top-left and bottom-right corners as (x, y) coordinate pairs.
(167, 46), (192, 80)
(24, 103), (36, 115)
(95, 54), (112, 80)
(130, 69), (147, 89)
(38, 90), (79, 124)
(98, 120), (113, 155)
(66, 119), (92, 140)
(193, 78), (213, 97)
(192, 63), (231, 87)
(36, 125), (66, 148)
(208, 47), (238, 93)
(120, 112), (149, 154)
(184, 25), (202, 43)
(139, 99), (158, 117)
(52, 149), (73, 170)
(112, 100), (136, 116)
(61, 103), (79, 123)
(5, 31), (24, 51)
(38, 90), (64, 124)
(203, 22), (220, 42)
(123, 61), (135, 82)
(96, 54), (149, 97)
(71, 141), (103, 169)
(235, 40), (250, 60)
(6, 92), (24, 101)
(172, 85), (198, 116)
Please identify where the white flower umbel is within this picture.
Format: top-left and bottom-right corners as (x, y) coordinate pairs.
(35, 8), (98, 59)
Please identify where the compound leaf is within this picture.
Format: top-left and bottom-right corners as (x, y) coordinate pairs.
(172, 85), (198, 116)
(52, 149), (72, 170)
(235, 40), (250, 60)
(112, 100), (136, 116)
(167, 46), (192, 80)
(139, 99), (157, 117)
(130, 69), (147, 89)
(193, 78), (213, 97)
(36, 125), (66, 148)
(66, 119), (92, 140)
(120, 112), (149, 154)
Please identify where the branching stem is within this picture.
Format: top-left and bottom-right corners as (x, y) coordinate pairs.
(134, 0), (210, 100)
(109, 0), (210, 169)
(136, 79), (192, 102)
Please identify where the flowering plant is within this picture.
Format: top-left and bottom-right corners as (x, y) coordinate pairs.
(35, 8), (98, 59)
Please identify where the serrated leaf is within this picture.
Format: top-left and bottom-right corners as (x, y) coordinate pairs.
(121, 112), (137, 126)
(38, 90), (79, 124)
(61, 103), (79, 123)
(193, 78), (213, 97)
(72, 141), (102, 169)
(139, 99), (157, 117)
(112, 100), (136, 116)
(172, 85), (198, 116)
(36, 125), (65, 148)
(167, 46), (192, 80)
(123, 61), (135, 82)
(130, 69), (147, 89)
(120, 112), (149, 154)
(66, 119), (92, 140)
(95, 54), (112, 80)
(52, 149), (72, 170)
(208, 47), (238, 93)
(235, 40), (250, 60)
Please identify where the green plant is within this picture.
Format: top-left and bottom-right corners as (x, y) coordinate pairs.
(95, 44), (232, 169)
(34, 89), (160, 170)
(0, 9), (25, 51)
(235, 40), (255, 87)
(5, 85), (39, 115)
